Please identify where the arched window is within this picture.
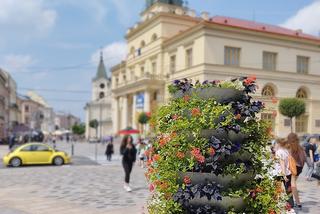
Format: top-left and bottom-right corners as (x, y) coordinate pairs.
(140, 40), (146, 48)
(296, 88), (307, 99)
(261, 85), (275, 97)
(130, 47), (135, 55)
(151, 33), (158, 42)
(99, 92), (105, 99)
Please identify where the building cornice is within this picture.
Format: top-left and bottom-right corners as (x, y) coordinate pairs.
(163, 21), (320, 48)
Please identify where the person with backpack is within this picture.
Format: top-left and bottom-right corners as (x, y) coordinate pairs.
(287, 133), (306, 209)
(305, 137), (317, 181)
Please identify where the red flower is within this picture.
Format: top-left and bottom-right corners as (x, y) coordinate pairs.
(177, 152), (185, 159)
(159, 136), (170, 147)
(285, 203), (292, 211)
(268, 209), (276, 214)
(183, 95), (190, 102)
(191, 108), (201, 117)
(197, 155), (205, 163)
(149, 184), (155, 192)
(172, 114), (179, 120)
(146, 159), (153, 167)
(183, 176), (191, 184)
(235, 114), (241, 120)
(208, 147), (216, 156)
(243, 75), (256, 86)
(191, 148), (205, 163)
(191, 148), (201, 156)
(271, 97), (278, 104)
(153, 154), (161, 162)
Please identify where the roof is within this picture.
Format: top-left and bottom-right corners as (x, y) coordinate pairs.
(94, 52), (108, 81)
(209, 16), (320, 42)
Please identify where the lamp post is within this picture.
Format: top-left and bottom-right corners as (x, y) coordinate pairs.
(94, 93), (104, 162)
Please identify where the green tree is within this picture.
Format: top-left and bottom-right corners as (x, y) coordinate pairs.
(72, 123), (85, 135)
(89, 119), (99, 137)
(279, 98), (306, 132)
(138, 112), (150, 135)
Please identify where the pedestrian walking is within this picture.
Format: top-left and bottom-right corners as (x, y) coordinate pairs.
(287, 133), (306, 209)
(105, 139), (114, 161)
(275, 138), (294, 209)
(120, 135), (137, 192)
(137, 138), (147, 168)
(305, 137), (317, 181)
(8, 132), (15, 150)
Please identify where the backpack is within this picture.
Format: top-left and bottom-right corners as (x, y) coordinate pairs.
(288, 155), (297, 176)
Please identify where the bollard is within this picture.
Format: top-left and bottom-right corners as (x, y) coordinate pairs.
(71, 143), (74, 156)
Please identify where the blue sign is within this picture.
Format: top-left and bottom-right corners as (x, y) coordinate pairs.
(136, 93), (144, 109)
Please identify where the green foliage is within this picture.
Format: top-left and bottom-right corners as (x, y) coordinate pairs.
(89, 119), (99, 129)
(138, 112), (150, 125)
(72, 123), (85, 135)
(279, 98), (306, 118)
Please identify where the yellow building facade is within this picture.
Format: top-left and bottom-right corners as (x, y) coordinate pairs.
(111, 1), (320, 137)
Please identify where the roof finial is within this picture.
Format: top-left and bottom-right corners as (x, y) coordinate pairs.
(100, 47), (103, 62)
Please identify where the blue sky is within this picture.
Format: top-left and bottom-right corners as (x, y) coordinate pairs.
(1, 0), (319, 121)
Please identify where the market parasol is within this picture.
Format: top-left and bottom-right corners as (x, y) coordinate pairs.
(118, 127), (140, 135)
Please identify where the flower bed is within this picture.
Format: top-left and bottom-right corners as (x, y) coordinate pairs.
(146, 77), (286, 214)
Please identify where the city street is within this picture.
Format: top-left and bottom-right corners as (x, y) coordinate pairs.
(0, 141), (319, 213)
(0, 141), (149, 214)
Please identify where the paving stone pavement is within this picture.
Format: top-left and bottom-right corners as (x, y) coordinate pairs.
(0, 164), (149, 214)
(1, 142), (320, 213)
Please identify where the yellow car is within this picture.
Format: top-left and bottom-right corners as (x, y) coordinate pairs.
(3, 143), (71, 167)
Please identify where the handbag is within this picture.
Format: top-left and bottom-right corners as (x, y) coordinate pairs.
(288, 155), (297, 176)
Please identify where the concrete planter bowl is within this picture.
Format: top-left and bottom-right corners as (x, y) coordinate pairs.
(200, 129), (249, 144)
(178, 171), (255, 189)
(173, 87), (243, 104)
(189, 196), (245, 212)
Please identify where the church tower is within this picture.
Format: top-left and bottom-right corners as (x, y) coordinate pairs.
(85, 51), (113, 140)
(92, 51), (111, 102)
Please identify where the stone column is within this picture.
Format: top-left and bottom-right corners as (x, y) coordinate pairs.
(122, 96), (128, 129)
(132, 94), (137, 128)
(144, 90), (151, 113)
(112, 97), (119, 134)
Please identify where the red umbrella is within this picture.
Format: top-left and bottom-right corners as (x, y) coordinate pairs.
(118, 127), (140, 135)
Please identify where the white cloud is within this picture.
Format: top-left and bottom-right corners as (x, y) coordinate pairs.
(91, 41), (127, 69)
(282, 1), (320, 36)
(0, 0), (57, 41)
(2, 54), (36, 73)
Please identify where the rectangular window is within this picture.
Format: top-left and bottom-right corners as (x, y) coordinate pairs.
(284, 119), (291, 127)
(263, 51), (277, 71)
(140, 66), (145, 76)
(261, 113), (275, 131)
(297, 56), (309, 74)
(170, 55), (176, 73)
(315, 120), (320, 127)
(25, 105), (29, 112)
(186, 48), (193, 68)
(296, 115), (308, 133)
(224, 47), (241, 66)
(152, 62), (157, 74)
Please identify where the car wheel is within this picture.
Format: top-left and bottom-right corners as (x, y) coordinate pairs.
(53, 156), (64, 166)
(10, 157), (22, 167)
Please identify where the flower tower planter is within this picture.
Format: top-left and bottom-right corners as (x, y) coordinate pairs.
(146, 77), (286, 214)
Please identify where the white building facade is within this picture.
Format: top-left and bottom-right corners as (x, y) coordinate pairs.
(111, 1), (320, 137)
(85, 53), (113, 139)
